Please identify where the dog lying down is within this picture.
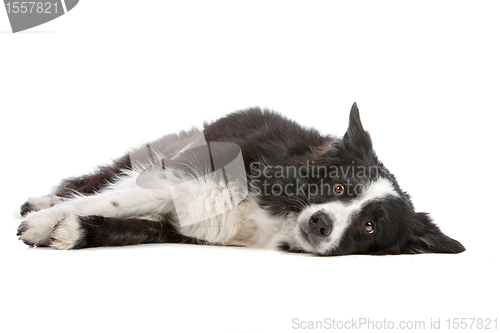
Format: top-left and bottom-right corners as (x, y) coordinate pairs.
(18, 103), (465, 255)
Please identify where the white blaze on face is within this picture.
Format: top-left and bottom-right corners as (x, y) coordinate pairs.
(297, 178), (400, 254)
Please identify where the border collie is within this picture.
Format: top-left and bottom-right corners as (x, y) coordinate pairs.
(17, 103), (465, 255)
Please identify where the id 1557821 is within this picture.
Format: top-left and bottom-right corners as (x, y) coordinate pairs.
(5, 1), (58, 14)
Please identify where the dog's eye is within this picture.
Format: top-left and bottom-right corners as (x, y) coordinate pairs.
(364, 221), (375, 234)
(334, 184), (345, 195)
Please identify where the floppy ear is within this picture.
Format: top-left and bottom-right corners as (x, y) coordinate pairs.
(343, 102), (373, 155)
(400, 213), (466, 254)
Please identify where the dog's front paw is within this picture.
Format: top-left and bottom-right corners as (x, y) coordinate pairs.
(20, 195), (63, 217)
(50, 215), (84, 250)
(17, 208), (74, 248)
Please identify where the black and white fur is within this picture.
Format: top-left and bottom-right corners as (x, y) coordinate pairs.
(17, 103), (465, 255)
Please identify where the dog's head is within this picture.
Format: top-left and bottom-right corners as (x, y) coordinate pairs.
(293, 103), (465, 255)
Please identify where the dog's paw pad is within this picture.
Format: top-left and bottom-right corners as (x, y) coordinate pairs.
(17, 221), (28, 237)
(17, 221), (37, 247)
(20, 202), (34, 217)
(50, 215), (83, 250)
(17, 208), (68, 247)
(17, 219), (52, 247)
(20, 195), (63, 216)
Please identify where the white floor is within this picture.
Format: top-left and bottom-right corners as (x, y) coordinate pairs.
(1, 219), (497, 332)
(1, 1), (499, 332)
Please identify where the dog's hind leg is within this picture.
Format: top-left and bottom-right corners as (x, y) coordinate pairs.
(53, 155), (132, 197)
(19, 194), (63, 217)
(19, 155), (131, 217)
(19, 130), (201, 217)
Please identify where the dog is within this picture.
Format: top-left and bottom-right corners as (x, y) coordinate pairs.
(17, 103), (465, 255)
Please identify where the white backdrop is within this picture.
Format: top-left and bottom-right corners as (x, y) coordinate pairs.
(1, 1), (498, 332)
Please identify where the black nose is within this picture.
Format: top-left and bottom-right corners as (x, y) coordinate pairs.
(308, 211), (333, 237)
